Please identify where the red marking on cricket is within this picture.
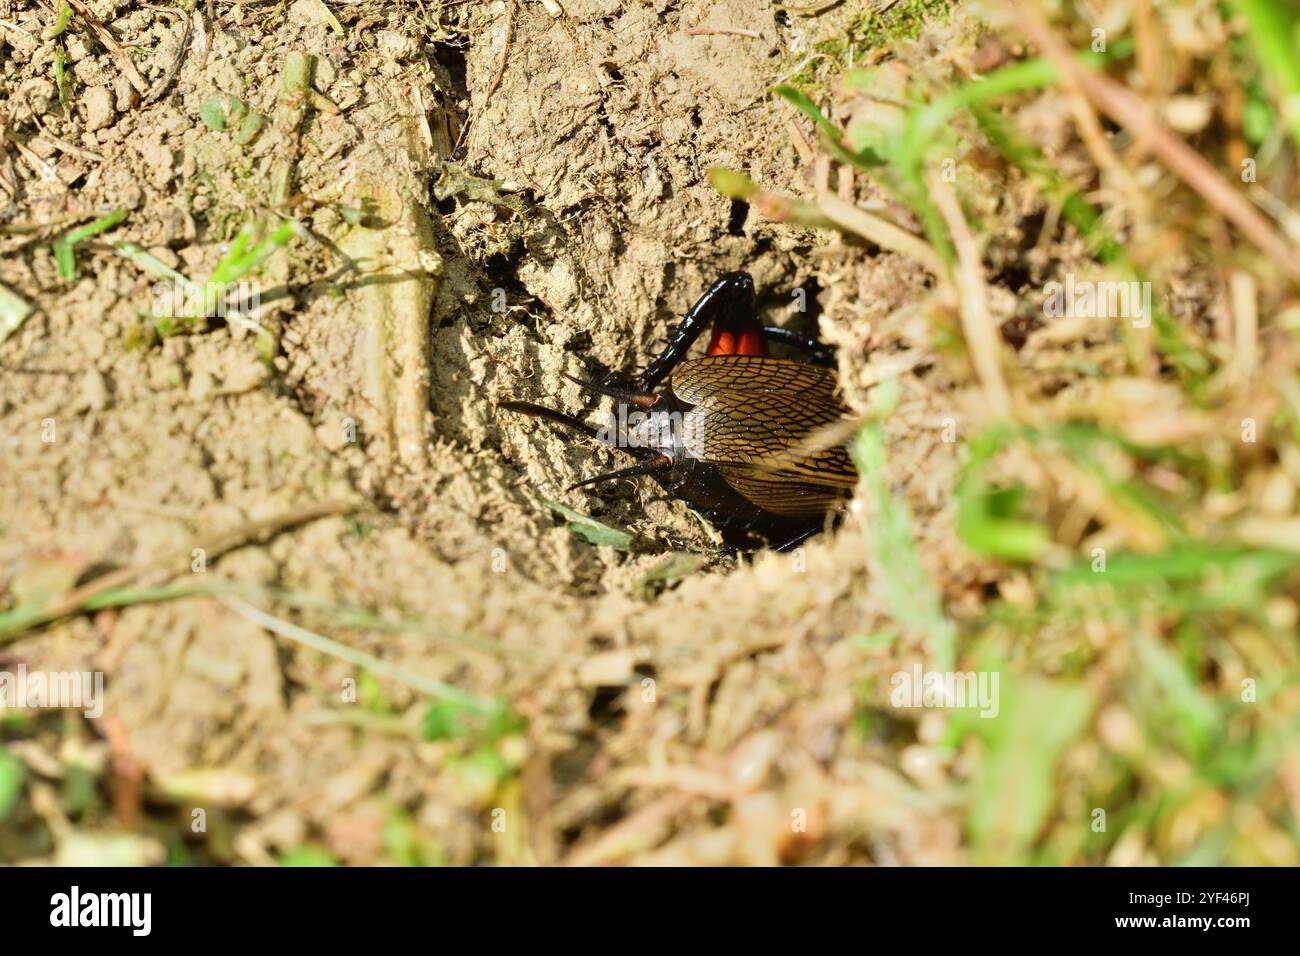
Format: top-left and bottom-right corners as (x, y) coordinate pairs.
(706, 323), (765, 357)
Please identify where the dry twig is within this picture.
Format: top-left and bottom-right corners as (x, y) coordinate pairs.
(929, 173), (1012, 416)
(64, 0), (149, 96)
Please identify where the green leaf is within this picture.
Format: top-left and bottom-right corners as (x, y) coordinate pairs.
(53, 238), (75, 280)
(965, 675), (1093, 864)
(636, 551), (704, 592)
(423, 695), (524, 745)
(1133, 634), (1221, 759)
(1236, 0), (1300, 151)
(51, 2), (72, 38)
(233, 109), (266, 145)
(199, 94), (231, 131)
(541, 498), (632, 550)
(279, 846), (339, 866)
(451, 746), (514, 790)
(54, 46), (70, 112)
(200, 94), (253, 134)
(706, 166), (759, 200)
(772, 83), (886, 170)
(956, 425), (1049, 562)
(1054, 544), (1299, 588)
(422, 699), (474, 741)
(0, 747), (25, 821)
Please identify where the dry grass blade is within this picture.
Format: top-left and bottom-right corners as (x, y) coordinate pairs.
(684, 27), (762, 39)
(561, 793), (694, 866)
(817, 191), (946, 278)
(929, 173), (1012, 417)
(63, 0), (149, 96)
(0, 114), (17, 196)
(220, 597), (492, 711)
(1229, 270), (1258, 383)
(0, 500), (358, 641)
(2, 125), (56, 183)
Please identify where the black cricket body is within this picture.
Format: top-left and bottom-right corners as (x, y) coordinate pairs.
(503, 272), (858, 551)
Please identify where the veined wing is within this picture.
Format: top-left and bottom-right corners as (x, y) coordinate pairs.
(673, 355), (843, 405)
(717, 464), (848, 519)
(674, 357), (855, 485)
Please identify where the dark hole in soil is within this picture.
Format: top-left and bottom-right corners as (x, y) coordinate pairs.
(727, 198), (749, 236)
(587, 685), (626, 723)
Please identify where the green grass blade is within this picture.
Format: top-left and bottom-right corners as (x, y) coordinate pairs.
(1236, 0), (1300, 151)
(52, 210), (127, 281)
(542, 498), (633, 550)
(965, 674), (1093, 864)
(852, 380), (956, 668)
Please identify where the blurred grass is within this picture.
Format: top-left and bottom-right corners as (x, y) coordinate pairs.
(956, 673), (1093, 865)
(852, 379), (957, 669)
(758, 0), (1300, 865)
(1236, 0), (1300, 151)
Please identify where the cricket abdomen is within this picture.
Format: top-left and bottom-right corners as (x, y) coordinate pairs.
(652, 456), (824, 551)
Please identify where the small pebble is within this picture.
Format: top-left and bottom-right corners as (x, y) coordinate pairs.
(81, 86), (117, 132)
(77, 368), (111, 411)
(900, 744), (950, 789)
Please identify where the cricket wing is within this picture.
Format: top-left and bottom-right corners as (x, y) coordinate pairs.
(673, 355), (843, 405)
(716, 464), (849, 519)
